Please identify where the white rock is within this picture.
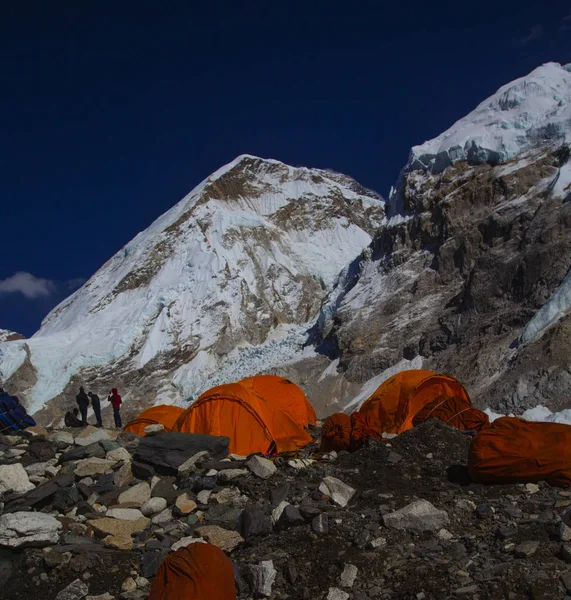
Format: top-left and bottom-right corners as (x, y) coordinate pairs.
(206, 469), (218, 476)
(105, 448), (132, 462)
(229, 454), (248, 461)
(105, 508), (145, 521)
(196, 490), (212, 505)
(151, 508), (173, 525)
(456, 499), (477, 512)
(383, 499), (449, 532)
(319, 477), (355, 508)
(369, 537), (387, 549)
(0, 511), (62, 548)
(0, 463), (35, 494)
(438, 528), (454, 541)
(140, 497), (167, 517)
(248, 560), (276, 597)
(143, 424), (164, 435)
(25, 462), (49, 477)
(246, 455), (277, 479)
(287, 458), (314, 470)
(214, 487), (241, 504)
(218, 468), (248, 482)
(339, 564), (358, 588)
(74, 458), (116, 478)
(74, 426), (117, 447)
(55, 578), (89, 600)
(135, 576), (149, 588)
(327, 588), (349, 600)
(170, 536), (207, 551)
(45, 465), (61, 478)
(271, 501), (289, 525)
(150, 475), (160, 491)
(121, 577), (137, 592)
(525, 483), (540, 494)
(48, 431), (74, 445)
(177, 451), (209, 476)
(118, 482), (151, 506)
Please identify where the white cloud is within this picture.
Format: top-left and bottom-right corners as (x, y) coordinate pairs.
(0, 272), (57, 299)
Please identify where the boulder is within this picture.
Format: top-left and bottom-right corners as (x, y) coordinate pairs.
(170, 536), (207, 551)
(0, 463), (35, 494)
(214, 487), (241, 505)
(247, 560), (276, 597)
(131, 461), (155, 480)
(218, 468), (248, 482)
(106, 448), (132, 462)
(140, 497), (167, 517)
(319, 477), (355, 508)
(151, 508), (173, 526)
(194, 525), (244, 552)
(277, 505), (305, 530)
(25, 462), (50, 478)
(134, 433), (229, 472)
(271, 501), (289, 525)
(74, 426), (118, 447)
(104, 534), (133, 550)
(87, 516), (150, 538)
(55, 578), (89, 600)
(151, 477), (182, 503)
(60, 442), (105, 463)
(175, 493), (197, 515)
(339, 564), (358, 588)
(143, 424), (164, 435)
(177, 451), (210, 477)
(48, 431), (74, 445)
(197, 490), (212, 505)
(246, 455), (276, 479)
(53, 486), (81, 512)
(118, 482), (151, 506)
(0, 512), (62, 548)
(74, 458), (116, 478)
(240, 505), (272, 539)
(383, 500), (449, 532)
(7, 473), (75, 509)
(113, 462), (134, 487)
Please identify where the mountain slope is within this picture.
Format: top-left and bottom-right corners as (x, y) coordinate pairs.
(0, 155), (384, 420)
(312, 62), (571, 414)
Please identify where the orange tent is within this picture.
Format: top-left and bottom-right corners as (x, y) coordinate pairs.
(468, 416), (571, 487)
(173, 376), (314, 455)
(412, 395), (490, 432)
(320, 413), (352, 452)
(148, 543), (236, 600)
(357, 370), (471, 435)
(124, 405), (185, 436)
(350, 412), (383, 450)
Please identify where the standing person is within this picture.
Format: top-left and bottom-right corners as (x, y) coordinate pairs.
(88, 391), (102, 428)
(76, 386), (90, 427)
(108, 388), (123, 428)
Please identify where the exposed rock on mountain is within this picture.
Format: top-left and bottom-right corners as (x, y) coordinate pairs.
(0, 330), (25, 344)
(0, 155), (384, 421)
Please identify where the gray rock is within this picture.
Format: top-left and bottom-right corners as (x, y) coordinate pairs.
(496, 526), (518, 540)
(141, 497), (167, 517)
(53, 486), (81, 512)
(318, 477), (355, 508)
(0, 463), (35, 495)
(55, 578), (89, 600)
(118, 482), (151, 506)
(560, 521), (571, 542)
(177, 451), (210, 477)
(48, 431), (74, 445)
(327, 588), (349, 600)
(339, 564), (358, 588)
(106, 448), (132, 462)
(151, 508), (173, 525)
(383, 500), (449, 532)
(247, 560), (277, 597)
(387, 451), (402, 464)
(277, 505), (305, 530)
(0, 511), (62, 548)
(514, 540), (539, 557)
(246, 456), (277, 479)
(86, 595), (115, 600)
(270, 483), (289, 506)
(218, 468), (248, 482)
(312, 513), (329, 534)
(106, 508), (145, 521)
(25, 462), (50, 478)
(74, 458), (116, 478)
(240, 505), (272, 539)
(143, 424), (164, 436)
(561, 571), (571, 592)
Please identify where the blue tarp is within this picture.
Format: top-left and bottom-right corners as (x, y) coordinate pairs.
(0, 392), (36, 433)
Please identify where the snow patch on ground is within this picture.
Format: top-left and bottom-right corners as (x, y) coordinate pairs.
(484, 405), (571, 426)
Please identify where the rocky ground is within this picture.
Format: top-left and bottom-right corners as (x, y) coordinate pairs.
(2, 421), (571, 599)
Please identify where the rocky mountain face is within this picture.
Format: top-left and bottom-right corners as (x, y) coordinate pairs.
(2, 62), (571, 420)
(0, 330), (25, 344)
(0, 155), (384, 422)
(311, 62), (571, 415)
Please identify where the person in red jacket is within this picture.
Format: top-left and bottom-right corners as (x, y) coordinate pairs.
(108, 388), (123, 428)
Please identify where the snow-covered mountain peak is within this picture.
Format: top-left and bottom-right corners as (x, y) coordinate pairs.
(409, 62), (571, 174)
(0, 156), (384, 415)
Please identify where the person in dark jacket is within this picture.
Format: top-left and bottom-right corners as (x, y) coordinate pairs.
(108, 388), (123, 428)
(65, 408), (83, 428)
(88, 391), (102, 427)
(76, 386), (90, 427)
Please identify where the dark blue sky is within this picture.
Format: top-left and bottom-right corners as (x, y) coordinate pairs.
(2, 1), (571, 337)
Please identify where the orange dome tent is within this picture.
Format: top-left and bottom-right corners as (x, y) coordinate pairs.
(173, 376), (315, 455)
(124, 405), (185, 436)
(148, 542), (236, 600)
(412, 395), (490, 432)
(468, 417), (571, 487)
(357, 370), (472, 436)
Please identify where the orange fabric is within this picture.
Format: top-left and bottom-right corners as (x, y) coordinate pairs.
(412, 395), (490, 432)
(468, 416), (571, 487)
(357, 370), (471, 435)
(124, 405), (185, 436)
(321, 413), (352, 452)
(350, 412), (383, 450)
(173, 377), (314, 456)
(148, 542), (236, 600)
(240, 375), (317, 427)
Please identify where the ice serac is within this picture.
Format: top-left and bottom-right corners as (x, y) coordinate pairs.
(409, 62), (571, 175)
(316, 62), (571, 415)
(0, 155), (384, 419)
